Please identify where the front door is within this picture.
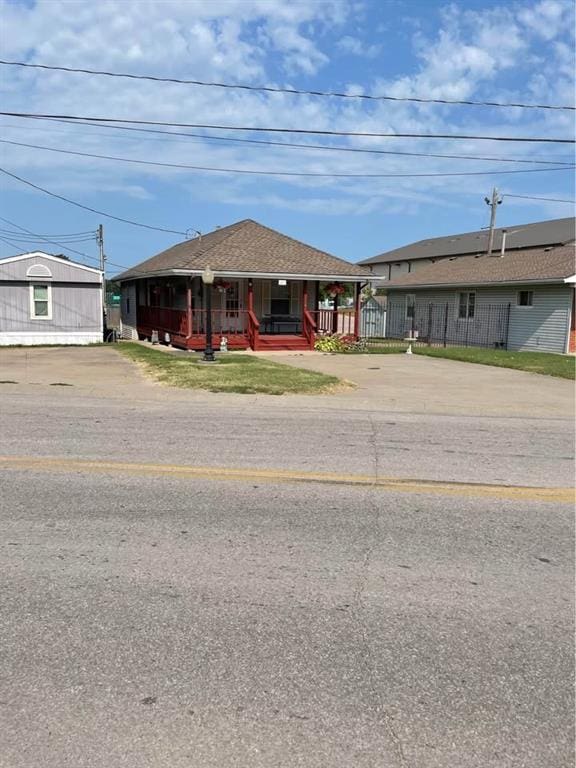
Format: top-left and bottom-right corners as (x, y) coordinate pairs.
(219, 280), (244, 333)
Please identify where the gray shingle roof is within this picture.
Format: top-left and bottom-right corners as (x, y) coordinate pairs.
(360, 217), (575, 266)
(383, 243), (575, 289)
(117, 219), (370, 280)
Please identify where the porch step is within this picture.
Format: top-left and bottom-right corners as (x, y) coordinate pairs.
(257, 334), (311, 351)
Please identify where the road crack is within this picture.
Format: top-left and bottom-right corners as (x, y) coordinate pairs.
(347, 416), (410, 767)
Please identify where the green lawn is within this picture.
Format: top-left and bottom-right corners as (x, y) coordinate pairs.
(355, 344), (575, 380)
(117, 342), (342, 394)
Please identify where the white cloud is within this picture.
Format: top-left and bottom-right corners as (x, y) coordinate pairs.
(337, 35), (381, 58)
(518, 0), (573, 40)
(0, 0), (573, 220)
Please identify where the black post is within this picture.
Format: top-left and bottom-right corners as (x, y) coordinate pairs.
(203, 283), (215, 361)
(427, 302), (432, 346)
(504, 302), (511, 350)
(443, 302), (449, 347)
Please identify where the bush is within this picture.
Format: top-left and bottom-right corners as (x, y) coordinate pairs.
(314, 334), (366, 353)
(314, 334), (348, 352)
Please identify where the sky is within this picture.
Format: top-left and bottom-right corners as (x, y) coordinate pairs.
(0, 0), (574, 275)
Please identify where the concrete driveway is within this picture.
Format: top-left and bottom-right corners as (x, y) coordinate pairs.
(0, 345), (573, 419)
(0, 345), (156, 399)
(257, 350), (575, 418)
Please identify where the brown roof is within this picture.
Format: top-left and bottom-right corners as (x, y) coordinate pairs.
(117, 219), (370, 280)
(384, 243), (576, 289)
(360, 216), (575, 265)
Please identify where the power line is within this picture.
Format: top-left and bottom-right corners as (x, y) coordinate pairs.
(0, 167), (188, 236)
(503, 193), (576, 204)
(0, 235), (27, 253)
(2, 111), (574, 143)
(0, 228), (97, 243)
(1, 59), (574, 111)
(0, 215), (127, 271)
(0, 215), (101, 261)
(2, 138), (574, 178)
(2, 117), (570, 166)
(0, 225), (96, 237)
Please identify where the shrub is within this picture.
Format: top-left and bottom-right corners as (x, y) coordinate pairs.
(314, 334), (348, 352)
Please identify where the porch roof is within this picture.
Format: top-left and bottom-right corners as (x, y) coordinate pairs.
(116, 219), (372, 282)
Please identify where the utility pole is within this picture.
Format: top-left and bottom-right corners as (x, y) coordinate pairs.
(484, 187), (503, 256)
(97, 224), (107, 328)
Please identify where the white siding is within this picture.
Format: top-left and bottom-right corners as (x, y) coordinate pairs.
(368, 258), (436, 281)
(0, 254), (101, 283)
(120, 283), (137, 340)
(0, 282), (102, 335)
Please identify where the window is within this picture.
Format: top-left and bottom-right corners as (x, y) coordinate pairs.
(405, 294), (416, 319)
(225, 282), (240, 316)
(271, 281), (290, 315)
(517, 290), (534, 307)
(30, 283), (51, 319)
(458, 292), (475, 319)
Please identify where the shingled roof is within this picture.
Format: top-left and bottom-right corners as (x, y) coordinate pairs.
(383, 243), (575, 290)
(360, 217), (575, 266)
(117, 219), (370, 281)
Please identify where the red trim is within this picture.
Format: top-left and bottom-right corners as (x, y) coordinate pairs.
(248, 279), (254, 313)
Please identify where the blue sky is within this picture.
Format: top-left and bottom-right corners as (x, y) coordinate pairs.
(0, 0), (574, 274)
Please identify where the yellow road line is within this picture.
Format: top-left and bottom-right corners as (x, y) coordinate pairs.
(0, 455), (572, 503)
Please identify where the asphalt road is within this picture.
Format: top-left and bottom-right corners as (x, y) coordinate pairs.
(0, 353), (574, 767)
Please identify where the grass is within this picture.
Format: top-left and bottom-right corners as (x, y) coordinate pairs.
(117, 342), (342, 395)
(352, 344), (575, 380)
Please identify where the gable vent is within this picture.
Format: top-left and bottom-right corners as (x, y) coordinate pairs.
(26, 264), (52, 278)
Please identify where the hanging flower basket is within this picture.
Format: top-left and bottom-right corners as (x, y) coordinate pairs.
(214, 280), (232, 293)
(325, 282), (345, 297)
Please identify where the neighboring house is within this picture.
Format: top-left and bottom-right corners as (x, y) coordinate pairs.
(382, 242), (576, 354)
(0, 251), (103, 346)
(359, 217), (575, 281)
(116, 219), (372, 351)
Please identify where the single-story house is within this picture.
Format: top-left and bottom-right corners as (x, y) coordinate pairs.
(116, 219), (372, 351)
(359, 217), (575, 281)
(381, 242), (575, 354)
(0, 251), (103, 346)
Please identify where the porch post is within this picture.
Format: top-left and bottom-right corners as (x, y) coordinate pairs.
(186, 280), (192, 338)
(354, 283), (361, 339)
(302, 280), (308, 319)
(248, 278), (254, 313)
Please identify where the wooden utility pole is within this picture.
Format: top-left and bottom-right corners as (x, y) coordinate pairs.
(485, 188), (503, 255)
(97, 224), (107, 326)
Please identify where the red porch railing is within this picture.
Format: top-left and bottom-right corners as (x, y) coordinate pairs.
(303, 309), (317, 350)
(189, 309), (248, 337)
(136, 305), (357, 348)
(137, 305), (188, 336)
(137, 306), (250, 343)
(247, 310), (260, 351)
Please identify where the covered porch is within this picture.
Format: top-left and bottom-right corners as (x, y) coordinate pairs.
(133, 275), (362, 351)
